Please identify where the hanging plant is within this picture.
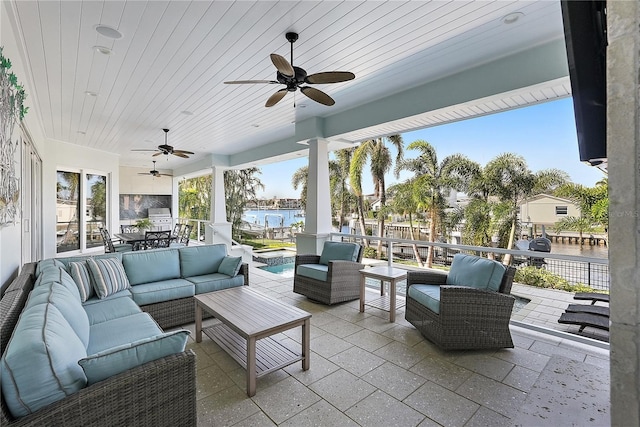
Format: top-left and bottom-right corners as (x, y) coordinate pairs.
(0, 46), (28, 226)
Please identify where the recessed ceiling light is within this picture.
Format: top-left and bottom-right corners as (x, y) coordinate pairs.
(181, 110), (194, 115)
(95, 25), (123, 39)
(84, 91), (98, 97)
(252, 124), (260, 128)
(502, 12), (524, 25)
(93, 45), (113, 55)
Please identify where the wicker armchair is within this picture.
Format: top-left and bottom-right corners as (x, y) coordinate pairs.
(405, 254), (516, 350)
(293, 242), (364, 305)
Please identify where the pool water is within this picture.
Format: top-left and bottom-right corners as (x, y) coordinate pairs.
(257, 263), (530, 312)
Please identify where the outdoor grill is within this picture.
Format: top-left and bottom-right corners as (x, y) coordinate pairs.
(148, 207), (172, 231)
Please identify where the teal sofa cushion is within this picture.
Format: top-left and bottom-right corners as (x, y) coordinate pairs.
(218, 255), (242, 277)
(446, 253), (506, 292)
(34, 266), (81, 301)
(35, 258), (65, 276)
(0, 304), (87, 418)
(178, 244), (227, 277)
(86, 258), (131, 299)
(87, 312), (163, 355)
(27, 281), (90, 348)
(79, 330), (189, 385)
(83, 296), (142, 325)
(297, 264), (329, 282)
(82, 289), (132, 305)
(319, 241), (359, 265)
(122, 248), (181, 285)
(408, 284), (441, 314)
(129, 278), (195, 306)
(186, 273), (244, 294)
(68, 261), (94, 302)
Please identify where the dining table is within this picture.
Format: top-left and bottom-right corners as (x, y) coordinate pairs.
(114, 232), (176, 250)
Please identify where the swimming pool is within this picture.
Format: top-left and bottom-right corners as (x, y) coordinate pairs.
(256, 262), (530, 312)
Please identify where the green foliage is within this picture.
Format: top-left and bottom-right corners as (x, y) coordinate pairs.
(515, 266), (599, 293)
(363, 246), (377, 258)
(0, 46), (28, 119)
(134, 218), (152, 230)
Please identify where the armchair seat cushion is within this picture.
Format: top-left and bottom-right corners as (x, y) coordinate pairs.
(407, 284), (441, 314)
(446, 253), (506, 292)
(297, 264), (329, 282)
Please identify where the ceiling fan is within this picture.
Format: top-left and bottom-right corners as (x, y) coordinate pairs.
(224, 32), (355, 107)
(138, 161), (172, 178)
(132, 129), (194, 158)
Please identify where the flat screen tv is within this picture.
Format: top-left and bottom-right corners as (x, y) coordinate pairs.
(560, 0), (607, 166)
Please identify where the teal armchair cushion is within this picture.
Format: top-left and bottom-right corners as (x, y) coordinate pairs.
(79, 330), (189, 385)
(446, 253), (506, 292)
(122, 248), (181, 285)
(0, 304), (87, 418)
(319, 241), (360, 265)
(178, 244), (227, 277)
(297, 264), (329, 282)
(408, 284), (441, 314)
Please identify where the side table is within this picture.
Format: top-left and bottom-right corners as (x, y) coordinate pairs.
(359, 266), (407, 322)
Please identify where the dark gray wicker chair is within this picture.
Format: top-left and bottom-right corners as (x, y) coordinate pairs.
(405, 254), (516, 350)
(293, 242), (364, 305)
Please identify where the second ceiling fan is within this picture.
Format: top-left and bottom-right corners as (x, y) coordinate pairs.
(224, 32), (355, 107)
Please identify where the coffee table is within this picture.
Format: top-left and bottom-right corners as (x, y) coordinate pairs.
(195, 287), (311, 396)
(359, 266), (407, 322)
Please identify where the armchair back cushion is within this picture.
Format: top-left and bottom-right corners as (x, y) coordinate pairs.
(319, 242), (360, 265)
(179, 244), (227, 277)
(446, 253), (506, 292)
(122, 249), (181, 285)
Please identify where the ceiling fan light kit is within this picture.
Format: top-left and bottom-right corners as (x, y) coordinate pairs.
(224, 32), (355, 107)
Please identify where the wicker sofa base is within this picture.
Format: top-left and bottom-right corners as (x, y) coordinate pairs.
(141, 296), (212, 329)
(405, 293), (515, 350)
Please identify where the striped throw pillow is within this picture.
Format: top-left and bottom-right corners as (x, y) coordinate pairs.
(68, 261), (94, 302)
(86, 258), (131, 299)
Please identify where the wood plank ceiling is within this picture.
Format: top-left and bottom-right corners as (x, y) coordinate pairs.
(7, 1), (567, 170)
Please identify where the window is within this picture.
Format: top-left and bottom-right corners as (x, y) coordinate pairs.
(56, 170), (108, 253)
(555, 206), (568, 215)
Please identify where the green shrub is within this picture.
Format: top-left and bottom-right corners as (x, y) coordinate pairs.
(514, 266), (604, 294)
(363, 247), (377, 259)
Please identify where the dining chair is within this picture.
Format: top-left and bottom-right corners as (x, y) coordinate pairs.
(144, 231), (172, 250)
(170, 224), (192, 248)
(99, 228), (133, 253)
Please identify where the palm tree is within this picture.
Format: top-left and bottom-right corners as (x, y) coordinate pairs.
(291, 165), (308, 210)
(350, 135), (404, 258)
(484, 153), (567, 263)
(388, 181), (425, 266)
(554, 180), (609, 246)
(398, 140), (477, 267)
(224, 168), (264, 239)
(332, 148), (355, 231)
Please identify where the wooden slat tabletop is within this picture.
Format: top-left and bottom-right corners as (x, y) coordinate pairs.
(195, 287), (311, 338)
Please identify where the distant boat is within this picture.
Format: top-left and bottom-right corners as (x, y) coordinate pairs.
(294, 210), (305, 218)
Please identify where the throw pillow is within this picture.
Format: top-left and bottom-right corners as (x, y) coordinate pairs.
(218, 256), (242, 277)
(86, 257), (131, 299)
(68, 261), (94, 302)
(78, 330), (189, 385)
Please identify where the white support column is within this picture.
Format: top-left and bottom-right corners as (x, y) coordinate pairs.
(206, 166), (232, 251)
(296, 138), (332, 255)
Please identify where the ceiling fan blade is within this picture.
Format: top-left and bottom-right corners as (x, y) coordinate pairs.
(172, 152), (190, 158)
(224, 80), (279, 84)
(159, 174), (173, 177)
(305, 71), (355, 84)
(265, 89), (288, 107)
(131, 149), (159, 152)
(300, 86), (335, 106)
(152, 152), (165, 157)
(270, 54), (294, 77)
(173, 149), (195, 155)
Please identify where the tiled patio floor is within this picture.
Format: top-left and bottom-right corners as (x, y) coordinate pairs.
(181, 267), (610, 426)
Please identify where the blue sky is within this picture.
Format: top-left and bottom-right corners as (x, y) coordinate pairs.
(256, 98), (606, 199)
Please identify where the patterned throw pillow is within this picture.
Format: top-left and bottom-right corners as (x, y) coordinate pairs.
(86, 258), (131, 299)
(68, 261), (94, 302)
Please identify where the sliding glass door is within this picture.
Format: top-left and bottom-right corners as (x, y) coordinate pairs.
(56, 170), (108, 254)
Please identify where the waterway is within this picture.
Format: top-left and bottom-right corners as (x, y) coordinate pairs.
(243, 209), (305, 228)
(548, 241), (608, 259)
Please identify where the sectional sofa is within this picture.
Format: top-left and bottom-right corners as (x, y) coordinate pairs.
(0, 244), (248, 426)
